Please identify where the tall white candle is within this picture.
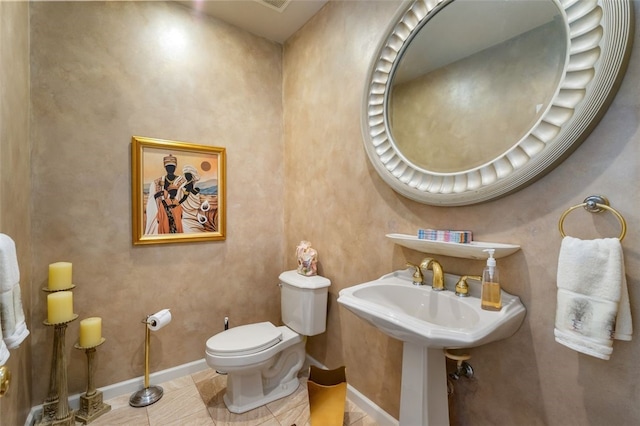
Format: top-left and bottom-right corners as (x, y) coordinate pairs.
(47, 291), (74, 324)
(79, 317), (102, 347)
(48, 262), (73, 290)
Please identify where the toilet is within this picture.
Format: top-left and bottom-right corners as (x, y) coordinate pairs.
(205, 270), (331, 414)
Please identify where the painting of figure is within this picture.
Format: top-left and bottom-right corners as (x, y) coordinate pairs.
(132, 136), (225, 245)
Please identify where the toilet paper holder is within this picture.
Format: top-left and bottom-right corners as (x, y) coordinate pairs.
(129, 310), (171, 408)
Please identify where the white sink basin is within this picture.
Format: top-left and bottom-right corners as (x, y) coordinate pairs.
(338, 268), (525, 348)
(338, 269), (526, 425)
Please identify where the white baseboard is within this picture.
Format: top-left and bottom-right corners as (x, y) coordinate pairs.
(26, 356), (398, 426)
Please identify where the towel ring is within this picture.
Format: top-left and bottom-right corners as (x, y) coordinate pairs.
(558, 195), (627, 241)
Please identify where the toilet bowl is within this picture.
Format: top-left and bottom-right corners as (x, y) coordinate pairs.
(205, 271), (330, 414)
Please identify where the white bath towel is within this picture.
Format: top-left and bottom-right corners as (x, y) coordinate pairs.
(0, 233), (30, 349)
(554, 236), (632, 360)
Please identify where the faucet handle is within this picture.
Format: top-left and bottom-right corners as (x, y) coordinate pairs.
(405, 262), (424, 285)
(455, 275), (482, 297)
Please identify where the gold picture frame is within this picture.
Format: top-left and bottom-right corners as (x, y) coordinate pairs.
(131, 136), (226, 245)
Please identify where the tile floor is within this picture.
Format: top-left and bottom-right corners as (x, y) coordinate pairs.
(88, 368), (378, 426)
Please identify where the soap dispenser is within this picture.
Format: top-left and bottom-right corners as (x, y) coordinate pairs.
(481, 249), (502, 311)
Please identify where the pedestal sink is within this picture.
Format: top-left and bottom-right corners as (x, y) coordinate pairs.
(337, 269), (526, 426)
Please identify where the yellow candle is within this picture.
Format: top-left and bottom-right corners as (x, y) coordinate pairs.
(48, 262), (73, 290)
(79, 317), (102, 347)
(47, 291), (74, 324)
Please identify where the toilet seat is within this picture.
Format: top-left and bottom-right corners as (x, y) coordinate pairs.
(206, 322), (282, 357)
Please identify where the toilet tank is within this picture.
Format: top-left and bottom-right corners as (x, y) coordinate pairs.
(279, 270), (331, 336)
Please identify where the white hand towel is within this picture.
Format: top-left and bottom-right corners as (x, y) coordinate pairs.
(554, 236), (632, 360)
(0, 234), (30, 349)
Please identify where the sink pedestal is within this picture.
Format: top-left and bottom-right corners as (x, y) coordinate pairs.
(400, 343), (448, 426)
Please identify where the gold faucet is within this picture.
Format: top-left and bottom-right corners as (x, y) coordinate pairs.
(454, 275), (482, 297)
(420, 258), (444, 291)
(405, 262), (424, 285)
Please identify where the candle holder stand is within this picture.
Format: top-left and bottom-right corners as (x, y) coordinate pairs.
(129, 316), (163, 407)
(74, 338), (110, 424)
(35, 315), (78, 426)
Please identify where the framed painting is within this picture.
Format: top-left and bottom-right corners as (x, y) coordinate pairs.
(131, 136), (226, 245)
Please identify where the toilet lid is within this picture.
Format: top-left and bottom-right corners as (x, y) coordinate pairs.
(206, 322), (282, 356)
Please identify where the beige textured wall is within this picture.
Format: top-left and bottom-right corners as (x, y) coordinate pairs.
(285, 1), (639, 424)
(0, 1), (32, 425)
(30, 1), (285, 404)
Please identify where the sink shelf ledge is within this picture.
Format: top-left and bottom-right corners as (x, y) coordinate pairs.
(386, 233), (520, 259)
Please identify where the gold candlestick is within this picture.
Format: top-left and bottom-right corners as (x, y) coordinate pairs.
(37, 286), (75, 423)
(74, 338), (110, 424)
(36, 315), (78, 426)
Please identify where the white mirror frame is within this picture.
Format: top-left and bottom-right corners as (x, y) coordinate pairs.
(363, 0), (633, 206)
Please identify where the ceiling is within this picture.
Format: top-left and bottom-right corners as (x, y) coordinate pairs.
(176, 0), (328, 44)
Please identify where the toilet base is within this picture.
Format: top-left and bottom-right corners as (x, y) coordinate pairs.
(220, 337), (306, 414)
(224, 375), (301, 414)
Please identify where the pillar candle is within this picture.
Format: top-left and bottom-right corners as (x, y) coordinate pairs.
(48, 262), (73, 290)
(79, 317), (102, 347)
(47, 291), (74, 324)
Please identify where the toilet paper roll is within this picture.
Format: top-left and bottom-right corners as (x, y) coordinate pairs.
(147, 309), (171, 331)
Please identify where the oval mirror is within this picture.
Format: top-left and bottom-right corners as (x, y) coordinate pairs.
(362, 0), (633, 206)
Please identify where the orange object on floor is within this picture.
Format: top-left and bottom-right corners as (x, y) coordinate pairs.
(307, 365), (347, 426)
